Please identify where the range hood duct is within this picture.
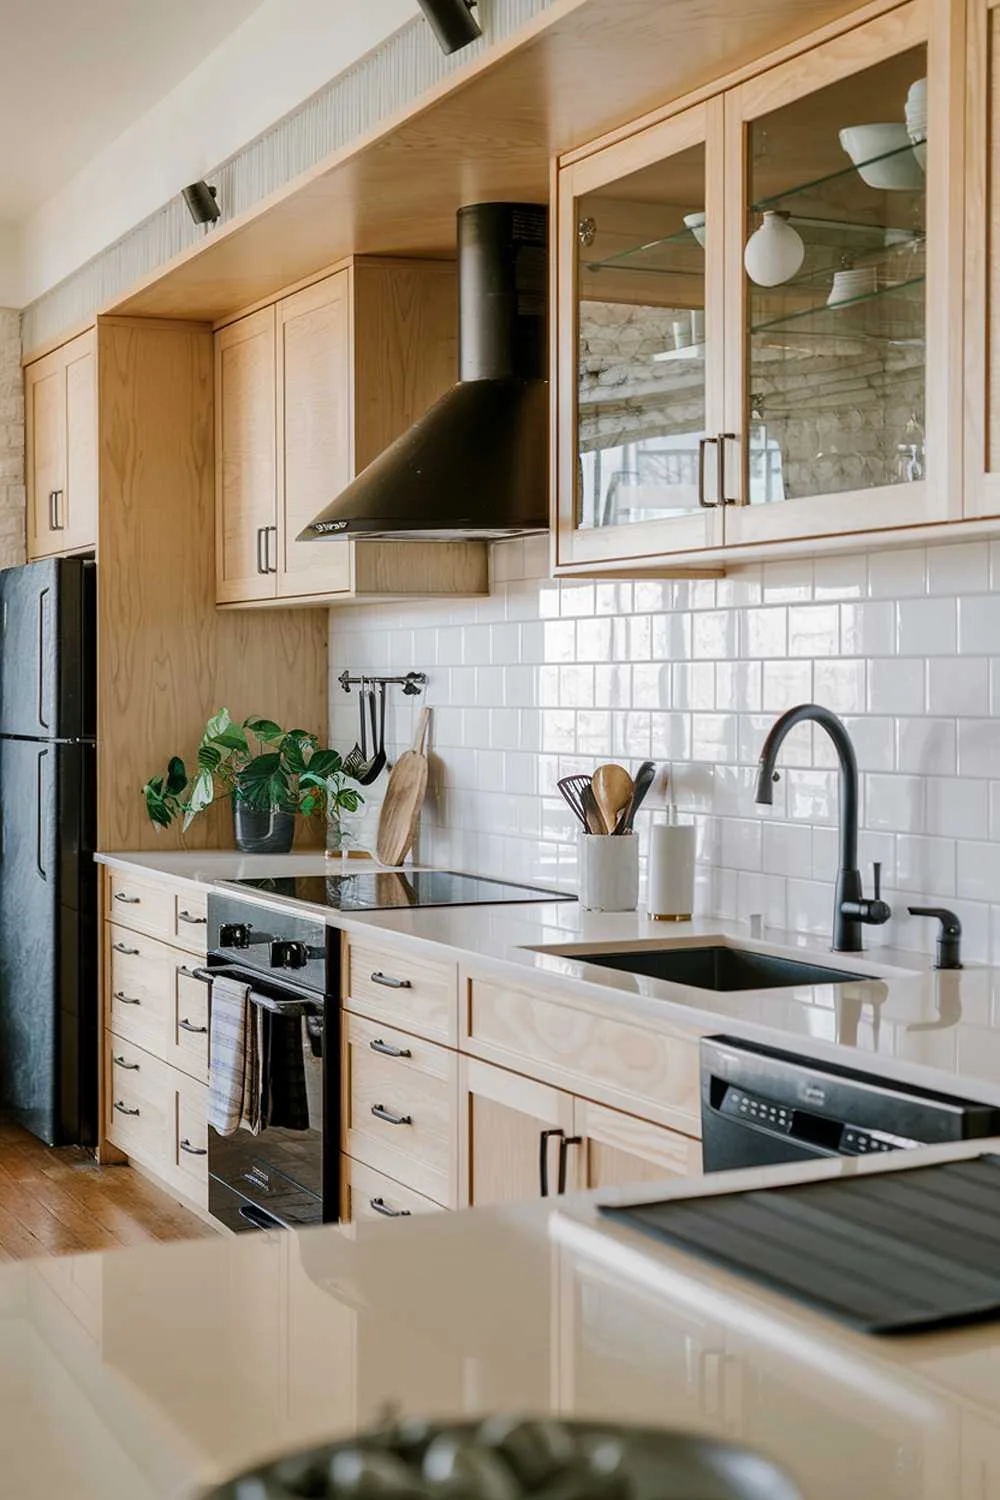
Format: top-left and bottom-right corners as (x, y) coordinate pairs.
(298, 202), (549, 540)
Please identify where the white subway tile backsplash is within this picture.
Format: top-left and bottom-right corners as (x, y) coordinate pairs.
(330, 535), (1000, 964)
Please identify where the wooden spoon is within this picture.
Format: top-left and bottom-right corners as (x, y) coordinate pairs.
(591, 763), (633, 836)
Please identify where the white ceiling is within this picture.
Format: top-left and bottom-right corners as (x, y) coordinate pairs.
(0, 0), (263, 219)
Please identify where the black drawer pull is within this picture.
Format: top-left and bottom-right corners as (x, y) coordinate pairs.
(113, 1101), (140, 1117)
(178, 965), (210, 983)
(370, 1038), (412, 1059)
(178, 910), (207, 925)
(370, 971), (412, 990)
(539, 1127), (565, 1198)
(114, 990), (141, 1006)
(113, 942), (140, 956)
(114, 892), (141, 904)
(180, 1139), (208, 1157)
(178, 1018), (208, 1034)
(369, 1197), (411, 1218)
(113, 1055), (140, 1071)
(371, 1104), (412, 1126)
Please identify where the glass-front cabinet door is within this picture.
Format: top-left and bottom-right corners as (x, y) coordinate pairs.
(555, 99), (726, 569)
(722, 0), (962, 546)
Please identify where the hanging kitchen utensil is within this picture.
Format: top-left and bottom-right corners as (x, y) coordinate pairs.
(376, 707), (431, 866)
(353, 680), (381, 784)
(557, 774), (594, 830)
(358, 682), (387, 786)
(581, 784), (606, 835)
(342, 679), (368, 779)
(615, 760), (657, 834)
(592, 763), (633, 836)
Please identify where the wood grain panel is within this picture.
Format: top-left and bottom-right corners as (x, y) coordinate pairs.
(215, 308), (278, 603)
(277, 272), (354, 598)
(342, 1156), (444, 1222)
(458, 1055), (574, 1208)
(62, 331), (98, 553)
(464, 976), (703, 1136)
(344, 935), (458, 1044)
(96, 319), (328, 851)
(572, 1098), (702, 1188)
(103, 0), (870, 327)
(25, 354), (64, 560)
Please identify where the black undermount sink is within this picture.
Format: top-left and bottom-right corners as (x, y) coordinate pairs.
(579, 944), (866, 993)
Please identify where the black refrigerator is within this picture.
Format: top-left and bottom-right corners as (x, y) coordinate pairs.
(0, 556), (97, 1146)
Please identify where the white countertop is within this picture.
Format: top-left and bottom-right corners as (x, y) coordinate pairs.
(98, 851), (1000, 1106)
(7, 1138), (1000, 1500)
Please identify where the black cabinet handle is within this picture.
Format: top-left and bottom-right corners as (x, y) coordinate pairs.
(719, 432), (740, 506)
(180, 1139), (208, 1156)
(539, 1127), (565, 1198)
(370, 971), (412, 990)
(256, 526), (266, 575)
(369, 1197), (411, 1218)
(113, 942), (140, 955)
(114, 990), (141, 1006)
(370, 1038), (412, 1059)
(267, 524), (278, 573)
(177, 909), (207, 925)
(178, 964), (210, 983)
(114, 891), (141, 904)
(178, 1018), (208, 1034)
(113, 1055), (140, 1071)
(113, 1101), (140, 1117)
(51, 490), (65, 530)
(558, 1135), (583, 1195)
(371, 1103), (412, 1126)
(697, 436), (718, 508)
(47, 491), (55, 532)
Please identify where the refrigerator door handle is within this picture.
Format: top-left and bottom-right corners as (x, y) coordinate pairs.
(35, 748), (48, 882)
(37, 587), (50, 731)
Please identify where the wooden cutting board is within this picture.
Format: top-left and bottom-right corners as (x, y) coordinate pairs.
(376, 707), (431, 867)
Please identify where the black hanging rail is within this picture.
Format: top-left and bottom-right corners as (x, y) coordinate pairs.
(338, 670), (426, 696)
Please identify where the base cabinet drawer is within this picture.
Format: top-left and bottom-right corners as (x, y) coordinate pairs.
(345, 937), (457, 1044)
(106, 926), (209, 1081)
(171, 888), (208, 955)
(105, 1035), (209, 1211)
(342, 1012), (458, 1207)
(342, 1157), (444, 1222)
(104, 866), (208, 955)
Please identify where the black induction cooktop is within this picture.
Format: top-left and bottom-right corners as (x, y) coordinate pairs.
(225, 869), (576, 912)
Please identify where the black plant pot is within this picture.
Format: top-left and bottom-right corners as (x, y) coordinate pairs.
(233, 801), (295, 855)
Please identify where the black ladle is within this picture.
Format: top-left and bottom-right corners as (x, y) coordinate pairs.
(614, 760), (656, 833)
(342, 680), (368, 778)
(358, 682), (387, 786)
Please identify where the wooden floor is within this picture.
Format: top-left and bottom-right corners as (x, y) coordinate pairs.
(0, 1117), (217, 1262)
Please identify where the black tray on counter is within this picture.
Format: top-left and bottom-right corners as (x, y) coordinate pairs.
(601, 1154), (1000, 1335)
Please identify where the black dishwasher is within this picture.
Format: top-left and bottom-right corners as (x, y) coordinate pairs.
(701, 1036), (1000, 1172)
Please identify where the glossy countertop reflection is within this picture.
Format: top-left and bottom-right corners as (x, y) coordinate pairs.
(7, 1141), (1000, 1499)
(99, 851), (1000, 1106)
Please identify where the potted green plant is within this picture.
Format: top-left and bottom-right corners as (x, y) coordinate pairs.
(143, 709), (363, 853)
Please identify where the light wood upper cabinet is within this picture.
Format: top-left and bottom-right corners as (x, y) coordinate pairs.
(965, 0), (1000, 518)
(276, 274), (353, 598)
(26, 328), (97, 560)
(215, 257), (486, 607)
(555, 0), (963, 571)
(215, 306), (278, 603)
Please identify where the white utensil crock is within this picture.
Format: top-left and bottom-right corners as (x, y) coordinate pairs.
(579, 832), (639, 913)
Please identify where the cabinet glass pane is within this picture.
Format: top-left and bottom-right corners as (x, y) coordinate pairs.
(575, 142), (707, 529)
(745, 46), (926, 503)
(990, 11), (1000, 472)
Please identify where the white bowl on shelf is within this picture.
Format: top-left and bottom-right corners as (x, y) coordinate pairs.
(839, 124), (925, 189)
(827, 266), (878, 306)
(683, 211), (707, 248)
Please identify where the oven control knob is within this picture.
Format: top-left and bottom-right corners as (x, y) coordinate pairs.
(220, 922), (251, 949)
(270, 940), (308, 969)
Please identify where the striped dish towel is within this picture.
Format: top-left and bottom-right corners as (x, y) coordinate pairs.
(208, 974), (264, 1137)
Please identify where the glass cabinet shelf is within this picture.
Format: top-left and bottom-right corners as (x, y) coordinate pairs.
(752, 141), (924, 215)
(751, 275), (925, 342)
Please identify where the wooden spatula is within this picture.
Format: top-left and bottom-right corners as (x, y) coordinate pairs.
(592, 763), (633, 835)
(376, 707), (431, 866)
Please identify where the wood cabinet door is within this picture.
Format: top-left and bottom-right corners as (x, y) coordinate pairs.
(215, 306), (278, 603)
(568, 1098), (703, 1191)
(555, 98), (726, 572)
(60, 330), (97, 553)
(965, 0), (1000, 517)
(25, 349), (66, 560)
(276, 273), (353, 600)
(459, 1055), (575, 1208)
(722, 0), (961, 548)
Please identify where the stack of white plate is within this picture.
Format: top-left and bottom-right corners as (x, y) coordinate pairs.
(906, 77), (927, 170)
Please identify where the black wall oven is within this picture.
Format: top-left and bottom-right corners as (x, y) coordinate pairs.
(205, 893), (337, 1233)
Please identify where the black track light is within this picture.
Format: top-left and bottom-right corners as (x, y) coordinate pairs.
(182, 181), (221, 226)
(416, 0), (482, 54)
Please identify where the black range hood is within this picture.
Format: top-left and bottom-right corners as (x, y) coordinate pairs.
(298, 202), (549, 541)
